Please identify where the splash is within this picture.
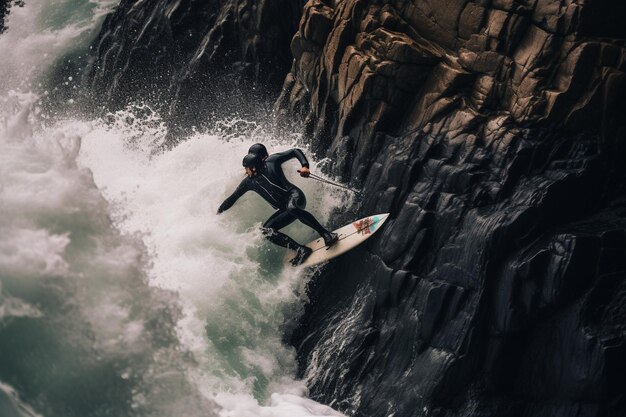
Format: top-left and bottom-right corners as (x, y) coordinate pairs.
(0, 0), (115, 95)
(78, 107), (350, 416)
(2, 96), (351, 417)
(0, 0), (353, 414)
(1, 94), (218, 417)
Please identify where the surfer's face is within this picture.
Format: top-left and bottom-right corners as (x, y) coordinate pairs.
(245, 167), (256, 177)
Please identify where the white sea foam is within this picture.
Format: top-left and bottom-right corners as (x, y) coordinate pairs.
(1, 94), (220, 417)
(0, 0), (112, 94)
(0, 0), (352, 414)
(0, 286), (43, 322)
(1, 97), (353, 417)
(77, 108), (351, 416)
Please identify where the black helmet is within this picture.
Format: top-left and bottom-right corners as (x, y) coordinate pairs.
(242, 153), (262, 168)
(248, 143), (268, 160)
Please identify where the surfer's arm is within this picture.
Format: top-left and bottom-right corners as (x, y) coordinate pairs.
(272, 148), (310, 168)
(217, 180), (249, 214)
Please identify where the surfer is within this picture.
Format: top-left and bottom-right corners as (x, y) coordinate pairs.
(217, 143), (338, 265)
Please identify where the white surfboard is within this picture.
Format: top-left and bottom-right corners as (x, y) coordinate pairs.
(285, 213), (390, 267)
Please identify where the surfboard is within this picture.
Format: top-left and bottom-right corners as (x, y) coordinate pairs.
(285, 213), (390, 267)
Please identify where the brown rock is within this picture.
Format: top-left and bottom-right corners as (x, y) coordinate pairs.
(276, 2), (626, 417)
(459, 2), (486, 40)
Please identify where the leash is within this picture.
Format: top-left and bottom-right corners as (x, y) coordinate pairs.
(298, 170), (362, 195)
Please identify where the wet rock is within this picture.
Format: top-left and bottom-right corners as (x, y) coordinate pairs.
(83, 0), (305, 126)
(282, 1), (626, 416)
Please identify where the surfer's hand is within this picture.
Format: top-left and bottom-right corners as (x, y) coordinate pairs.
(298, 167), (310, 178)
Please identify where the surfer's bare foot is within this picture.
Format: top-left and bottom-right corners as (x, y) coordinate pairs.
(290, 246), (313, 266)
(323, 232), (338, 248)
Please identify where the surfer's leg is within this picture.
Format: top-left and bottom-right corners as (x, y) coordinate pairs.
(287, 192), (338, 247)
(262, 210), (312, 265)
(261, 210), (301, 250)
(286, 191), (326, 235)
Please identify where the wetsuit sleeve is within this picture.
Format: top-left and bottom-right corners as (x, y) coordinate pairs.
(272, 148), (310, 168)
(218, 179), (249, 213)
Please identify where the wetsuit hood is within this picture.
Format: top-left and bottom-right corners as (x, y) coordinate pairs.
(248, 143), (268, 160)
(242, 153), (262, 169)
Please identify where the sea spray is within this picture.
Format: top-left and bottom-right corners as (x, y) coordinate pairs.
(2, 98), (350, 416)
(78, 107), (351, 415)
(0, 0), (116, 95)
(1, 0), (353, 414)
(1, 96), (217, 417)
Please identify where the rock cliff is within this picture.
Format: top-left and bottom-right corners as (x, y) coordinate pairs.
(83, 0), (304, 125)
(279, 1), (626, 417)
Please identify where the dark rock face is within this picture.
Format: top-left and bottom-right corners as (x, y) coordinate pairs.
(83, 0), (304, 125)
(279, 1), (626, 416)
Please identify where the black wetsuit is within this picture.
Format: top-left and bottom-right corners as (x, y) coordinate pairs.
(218, 149), (329, 250)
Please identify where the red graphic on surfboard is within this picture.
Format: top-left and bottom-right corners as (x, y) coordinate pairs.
(353, 218), (374, 235)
